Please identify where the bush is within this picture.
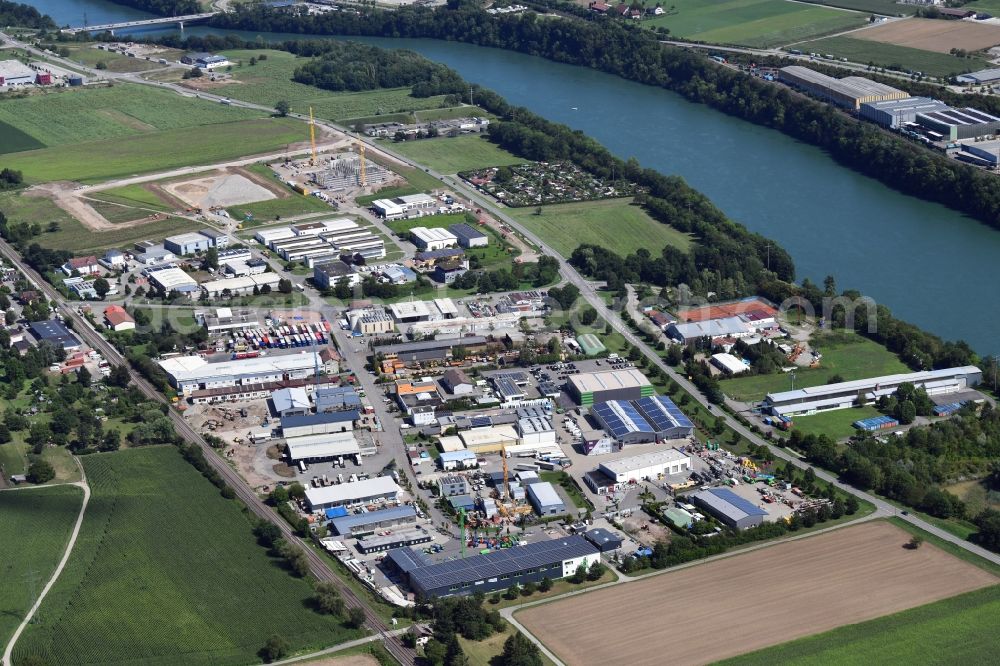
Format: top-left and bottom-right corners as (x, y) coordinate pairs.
(27, 458), (55, 484)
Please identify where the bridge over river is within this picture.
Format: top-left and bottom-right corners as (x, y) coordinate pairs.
(60, 12), (218, 35)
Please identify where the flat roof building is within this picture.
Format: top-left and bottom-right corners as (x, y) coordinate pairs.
(164, 232), (213, 256)
(527, 481), (566, 516)
(584, 527), (623, 552)
(410, 226), (458, 251)
(959, 138), (1000, 166)
(667, 316), (752, 343)
(329, 505), (417, 537)
(459, 424), (520, 454)
(957, 68), (1000, 84)
(598, 448), (691, 483)
(271, 386), (310, 417)
(201, 274), (281, 298)
(764, 366), (982, 416)
(371, 193), (437, 220)
(306, 476), (401, 511)
(158, 351), (320, 396)
(916, 106), (1000, 141)
(449, 223), (489, 248)
(592, 396), (694, 444)
(567, 368), (654, 406)
(315, 386), (362, 413)
(146, 266), (199, 295)
(692, 488), (768, 530)
(282, 410), (359, 438)
(439, 450), (478, 471)
(859, 97), (950, 129)
(386, 535), (600, 598)
(284, 431), (361, 464)
(375, 337), (490, 365)
(711, 352), (748, 375)
(779, 66), (908, 110)
(29, 319), (83, 351)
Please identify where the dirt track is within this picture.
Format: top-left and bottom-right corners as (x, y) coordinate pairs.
(855, 18), (1000, 53)
(518, 522), (997, 666)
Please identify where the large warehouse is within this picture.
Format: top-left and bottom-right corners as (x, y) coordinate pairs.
(329, 505), (417, 537)
(567, 368), (654, 406)
(410, 227), (458, 251)
(666, 316), (752, 344)
(385, 535), (600, 598)
(692, 488), (768, 530)
(284, 431), (361, 464)
(859, 97), (950, 129)
(305, 476), (401, 511)
(598, 448), (691, 483)
(158, 352), (320, 396)
(592, 395), (694, 444)
(526, 481), (566, 516)
(763, 366), (982, 416)
(778, 66), (908, 110)
(281, 410), (359, 438)
(915, 106), (1000, 141)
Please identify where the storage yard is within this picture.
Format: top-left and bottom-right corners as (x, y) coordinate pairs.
(517, 522), (998, 666)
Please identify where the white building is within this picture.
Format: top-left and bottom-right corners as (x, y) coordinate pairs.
(410, 226), (458, 251)
(146, 266), (199, 296)
(285, 431), (361, 464)
(271, 386), (311, 417)
(159, 351), (319, 396)
(370, 193), (437, 220)
(517, 411), (556, 447)
(667, 316), (752, 343)
(598, 449), (691, 483)
(305, 476), (401, 511)
(254, 227), (296, 245)
(711, 353), (748, 375)
(201, 274), (281, 298)
(0, 60), (37, 86)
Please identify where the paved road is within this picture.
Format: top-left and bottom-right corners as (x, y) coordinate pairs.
(0, 238), (417, 666)
(2, 463), (91, 666)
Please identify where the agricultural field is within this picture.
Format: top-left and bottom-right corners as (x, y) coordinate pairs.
(0, 485), (85, 650)
(853, 17), (1000, 53)
(790, 404), (882, 439)
(3, 118), (308, 184)
(517, 522), (997, 666)
(510, 198), (693, 258)
(388, 136), (522, 174)
(720, 332), (910, 403)
(723, 584), (1000, 665)
(0, 190), (205, 253)
(0, 119), (44, 155)
(0, 84), (263, 148)
(792, 0), (914, 16)
(207, 49), (449, 122)
(641, 0), (867, 48)
(13, 447), (364, 666)
(799, 35), (989, 76)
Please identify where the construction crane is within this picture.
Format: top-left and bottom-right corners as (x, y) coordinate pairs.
(309, 107), (318, 166)
(501, 444), (511, 501)
(458, 507), (467, 558)
(357, 142), (368, 188)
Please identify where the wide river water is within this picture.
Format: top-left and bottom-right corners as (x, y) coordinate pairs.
(16, 0), (1000, 353)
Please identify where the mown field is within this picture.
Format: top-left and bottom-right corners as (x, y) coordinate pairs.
(790, 404), (883, 439)
(0, 84), (263, 148)
(0, 485), (85, 650)
(510, 198), (693, 258)
(642, 0), (866, 48)
(0, 120), (44, 155)
(3, 118), (307, 184)
(389, 135), (522, 173)
(211, 49), (449, 122)
(723, 584), (1000, 665)
(800, 35), (988, 76)
(13, 447), (363, 666)
(720, 332), (910, 403)
(792, 0), (913, 15)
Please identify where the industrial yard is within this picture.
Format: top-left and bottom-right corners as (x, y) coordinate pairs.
(517, 521), (998, 665)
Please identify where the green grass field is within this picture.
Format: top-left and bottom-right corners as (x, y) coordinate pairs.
(213, 49), (449, 121)
(0, 119), (44, 155)
(790, 404), (882, 439)
(0, 190), (206, 252)
(13, 447), (363, 666)
(720, 333), (910, 403)
(510, 198), (693, 258)
(0, 485), (85, 650)
(792, 0), (913, 15)
(0, 84), (263, 148)
(3, 118), (306, 184)
(799, 36), (988, 76)
(387, 213), (519, 268)
(642, 0), (866, 48)
(88, 183), (175, 212)
(723, 584), (1000, 665)
(388, 135), (522, 173)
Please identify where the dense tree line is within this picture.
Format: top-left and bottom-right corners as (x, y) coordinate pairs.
(105, 0), (199, 17)
(210, 1), (1000, 231)
(292, 41), (464, 95)
(0, 0), (55, 29)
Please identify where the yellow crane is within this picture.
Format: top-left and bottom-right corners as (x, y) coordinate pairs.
(309, 107), (318, 166)
(357, 142), (368, 188)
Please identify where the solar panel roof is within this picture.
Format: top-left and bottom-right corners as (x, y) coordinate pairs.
(405, 536), (598, 591)
(593, 401), (653, 438)
(469, 415), (492, 428)
(636, 395), (695, 431)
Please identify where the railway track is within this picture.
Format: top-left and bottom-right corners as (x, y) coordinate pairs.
(0, 239), (416, 665)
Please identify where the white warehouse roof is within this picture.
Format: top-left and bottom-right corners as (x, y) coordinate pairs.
(600, 448), (689, 476)
(305, 476), (401, 507)
(410, 227), (457, 244)
(158, 351), (319, 383)
(285, 432), (360, 460)
(527, 481), (563, 507)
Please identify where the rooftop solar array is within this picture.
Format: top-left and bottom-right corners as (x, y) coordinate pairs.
(469, 415), (493, 428)
(405, 536), (598, 592)
(492, 371), (528, 385)
(636, 395), (695, 431)
(386, 546), (433, 574)
(593, 401), (653, 438)
(494, 377), (524, 398)
(694, 488), (768, 522)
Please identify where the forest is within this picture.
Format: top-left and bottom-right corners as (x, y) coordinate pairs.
(291, 41), (465, 94)
(210, 1), (1000, 232)
(0, 0), (55, 29)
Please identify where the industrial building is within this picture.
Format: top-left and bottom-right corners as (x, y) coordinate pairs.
(459, 425), (520, 454)
(349, 308), (394, 335)
(778, 66), (908, 110)
(371, 193), (437, 220)
(29, 319), (83, 351)
(199, 308), (261, 334)
(133, 242), (175, 266)
(375, 337), (491, 366)
(592, 395), (694, 444)
(527, 481), (566, 516)
(583, 528), (623, 552)
(271, 386), (311, 417)
(158, 351), (320, 396)
(598, 448), (691, 483)
(315, 386), (362, 413)
(313, 261), (360, 290)
(313, 153), (391, 190)
(916, 106), (1000, 141)
(0, 59), (39, 86)
(201, 274), (281, 298)
(385, 535), (601, 598)
(305, 476), (401, 511)
(281, 410), (359, 437)
(517, 407), (556, 446)
(164, 232), (213, 256)
(410, 226), (458, 251)
(959, 138), (1000, 165)
(440, 368), (474, 395)
(764, 366), (982, 416)
(284, 431), (361, 464)
(329, 505), (417, 537)
(666, 316), (752, 344)
(438, 475), (469, 497)
(710, 353), (748, 375)
(692, 488), (768, 530)
(439, 450), (478, 471)
(146, 266), (199, 296)
(859, 97), (950, 129)
(449, 223), (489, 248)
(956, 68), (1000, 84)
(356, 529), (433, 554)
(567, 368), (654, 406)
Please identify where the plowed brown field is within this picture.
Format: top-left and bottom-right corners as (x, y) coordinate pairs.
(518, 522), (996, 666)
(854, 18), (1000, 53)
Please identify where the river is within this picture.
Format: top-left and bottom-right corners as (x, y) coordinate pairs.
(20, 0), (1000, 353)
